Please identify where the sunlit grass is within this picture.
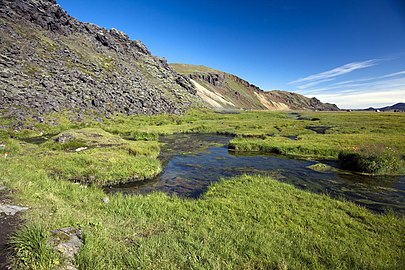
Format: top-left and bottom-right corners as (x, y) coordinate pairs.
(1, 110), (405, 268)
(2, 160), (404, 269)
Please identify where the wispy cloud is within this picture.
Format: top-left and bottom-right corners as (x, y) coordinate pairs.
(334, 70), (405, 86)
(296, 78), (334, 89)
(288, 55), (405, 108)
(316, 89), (405, 109)
(301, 75), (405, 95)
(300, 75), (405, 108)
(289, 59), (378, 88)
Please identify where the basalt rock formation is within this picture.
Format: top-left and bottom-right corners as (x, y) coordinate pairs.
(171, 64), (339, 111)
(0, 0), (201, 122)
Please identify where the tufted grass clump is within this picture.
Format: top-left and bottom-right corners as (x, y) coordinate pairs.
(339, 145), (405, 175)
(8, 225), (60, 270)
(229, 136), (339, 159)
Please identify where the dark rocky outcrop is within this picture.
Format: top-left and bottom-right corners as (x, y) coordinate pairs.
(0, 0), (202, 122)
(189, 72), (225, 87)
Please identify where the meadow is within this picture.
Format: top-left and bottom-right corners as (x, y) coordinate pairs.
(0, 110), (404, 269)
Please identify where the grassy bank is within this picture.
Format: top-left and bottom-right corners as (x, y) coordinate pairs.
(1, 128), (161, 186)
(1, 110), (405, 176)
(2, 161), (404, 269)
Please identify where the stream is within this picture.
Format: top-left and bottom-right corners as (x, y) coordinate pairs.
(106, 134), (405, 214)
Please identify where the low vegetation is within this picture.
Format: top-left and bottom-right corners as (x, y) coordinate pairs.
(2, 127), (161, 186)
(9, 225), (60, 269)
(0, 110), (404, 269)
(338, 146), (405, 175)
(3, 165), (404, 269)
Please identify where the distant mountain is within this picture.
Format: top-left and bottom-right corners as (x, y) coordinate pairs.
(379, 103), (405, 112)
(360, 103), (405, 112)
(0, 0), (202, 121)
(171, 64), (339, 111)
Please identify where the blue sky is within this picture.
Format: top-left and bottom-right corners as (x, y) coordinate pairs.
(57, 0), (405, 108)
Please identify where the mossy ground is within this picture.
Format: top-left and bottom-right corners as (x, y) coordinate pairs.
(1, 110), (404, 269)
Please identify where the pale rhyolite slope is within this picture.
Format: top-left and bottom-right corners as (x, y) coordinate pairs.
(171, 64), (340, 111)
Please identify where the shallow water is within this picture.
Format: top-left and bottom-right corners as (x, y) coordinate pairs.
(106, 134), (405, 214)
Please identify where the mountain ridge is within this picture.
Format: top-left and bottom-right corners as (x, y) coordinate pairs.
(361, 103), (405, 112)
(171, 63), (339, 111)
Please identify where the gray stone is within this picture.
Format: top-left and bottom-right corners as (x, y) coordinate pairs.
(101, 196), (109, 204)
(0, 204), (29, 216)
(54, 133), (74, 144)
(50, 227), (83, 270)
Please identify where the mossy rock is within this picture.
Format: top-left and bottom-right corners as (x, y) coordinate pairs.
(307, 163), (333, 172)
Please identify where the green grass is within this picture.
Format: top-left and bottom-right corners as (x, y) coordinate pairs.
(2, 110), (405, 175)
(42, 148), (161, 185)
(1, 110), (405, 268)
(2, 128), (162, 186)
(170, 63), (221, 75)
(8, 225), (61, 270)
(229, 135), (339, 158)
(2, 162), (404, 269)
(339, 146), (405, 175)
(229, 133), (405, 161)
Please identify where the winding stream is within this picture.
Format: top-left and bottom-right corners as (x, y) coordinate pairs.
(106, 134), (405, 214)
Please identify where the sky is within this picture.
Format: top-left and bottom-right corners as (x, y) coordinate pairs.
(57, 0), (405, 109)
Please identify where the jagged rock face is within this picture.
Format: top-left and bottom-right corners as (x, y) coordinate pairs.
(0, 0), (201, 121)
(189, 73), (225, 87)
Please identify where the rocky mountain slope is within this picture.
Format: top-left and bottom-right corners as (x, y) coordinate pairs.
(171, 64), (339, 111)
(0, 0), (202, 121)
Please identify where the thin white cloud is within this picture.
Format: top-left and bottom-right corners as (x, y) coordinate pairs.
(316, 89), (405, 109)
(296, 78), (335, 89)
(289, 59), (378, 86)
(298, 74), (405, 108)
(302, 76), (405, 96)
(382, 70), (405, 78)
(287, 55), (405, 108)
(334, 70), (405, 86)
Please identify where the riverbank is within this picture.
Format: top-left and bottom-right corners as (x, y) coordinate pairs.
(1, 110), (405, 268)
(107, 133), (405, 214)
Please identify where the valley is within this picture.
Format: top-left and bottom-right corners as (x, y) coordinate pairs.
(0, 0), (404, 269)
